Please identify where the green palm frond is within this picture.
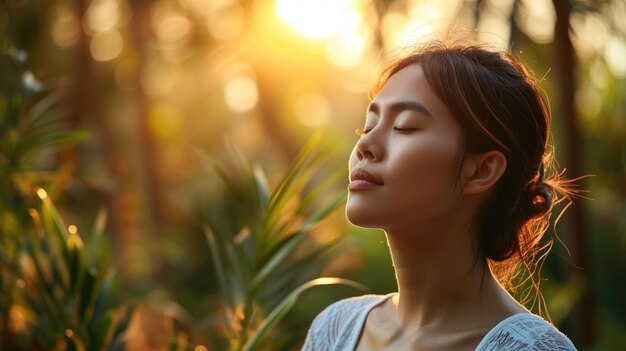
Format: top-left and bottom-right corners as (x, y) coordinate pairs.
(243, 278), (367, 351)
(204, 133), (366, 350)
(14, 194), (134, 349)
(0, 50), (127, 349)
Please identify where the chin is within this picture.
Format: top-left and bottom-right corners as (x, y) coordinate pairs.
(345, 200), (384, 229)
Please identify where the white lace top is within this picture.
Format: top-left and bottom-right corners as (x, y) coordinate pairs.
(301, 294), (577, 350)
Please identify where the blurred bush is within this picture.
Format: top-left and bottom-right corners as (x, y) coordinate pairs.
(0, 48), (132, 351)
(199, 135), (365, 350)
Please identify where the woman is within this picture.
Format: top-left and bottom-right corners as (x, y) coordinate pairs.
(302, 41), (578, 350)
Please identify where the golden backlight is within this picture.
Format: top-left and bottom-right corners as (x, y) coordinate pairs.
(275, 0), (362, 39)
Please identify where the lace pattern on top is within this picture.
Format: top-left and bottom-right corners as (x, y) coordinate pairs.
(301, 295), (577, 351)
(301, 295), (384, 351)
(477, 313), (578, 350)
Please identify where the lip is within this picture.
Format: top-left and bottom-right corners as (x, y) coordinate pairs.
(349, 168), (384, 191)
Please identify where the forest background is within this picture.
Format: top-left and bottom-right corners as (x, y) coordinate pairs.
(1, 0), (625, 350)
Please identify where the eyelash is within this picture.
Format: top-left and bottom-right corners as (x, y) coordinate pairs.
(355, 128), (370, 137)
(394, 127), (418, 133)
(356, 127), (418, 137)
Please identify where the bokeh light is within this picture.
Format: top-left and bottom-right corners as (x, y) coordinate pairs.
(224, 74), (259, 113)
(516, 0), (555, 43)
(294, 94), (332, 128)
(52, 6), (80, 47)
(152, 4), (192, 46)
(90, 30), (124, 62)
(605, 36), (626, 77)
(85, 0), (121, 33)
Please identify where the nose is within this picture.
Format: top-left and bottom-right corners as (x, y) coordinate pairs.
(354, 130), (383, 162)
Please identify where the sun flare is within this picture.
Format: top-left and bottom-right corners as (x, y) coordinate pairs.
(275, 0), (362, 39)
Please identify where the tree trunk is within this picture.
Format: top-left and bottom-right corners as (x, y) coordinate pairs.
(130, 0), (164, 225)
(552, 0), (594, 346)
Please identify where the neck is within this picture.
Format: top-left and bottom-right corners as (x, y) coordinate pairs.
(384, 217), (514, 330)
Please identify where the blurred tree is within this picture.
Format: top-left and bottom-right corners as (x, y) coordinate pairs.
(551, 0), (593, 346)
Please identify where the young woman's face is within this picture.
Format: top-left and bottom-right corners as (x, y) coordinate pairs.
(346, 64), (466, 231)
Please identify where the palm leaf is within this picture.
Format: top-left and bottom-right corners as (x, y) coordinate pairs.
(251, 192), (344, 292)
(268, 132), (322, 206)
(249, 230), (309, 291)
(205, 226), (235, 307)
(88, 311), (114, 351)
(242, 277), (367, 351)
(205, 133), (356, 349)
(25, 89), (63, 123)
(293, 167), (346, 219)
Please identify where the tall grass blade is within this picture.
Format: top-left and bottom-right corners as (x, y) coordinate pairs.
(204, 226), (234, 307)
(69, 244), (80, 293)
(79, 268), (97, 321)
(105, 306), (134, 351)
(89, 311), (114, 351)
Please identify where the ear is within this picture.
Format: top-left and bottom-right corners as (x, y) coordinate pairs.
(461, 151), (507, 195)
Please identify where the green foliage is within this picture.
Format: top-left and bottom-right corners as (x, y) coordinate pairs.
(12, 195), (133, 350)
(0, 48), (131, 350)
(205, 133), (366, 350)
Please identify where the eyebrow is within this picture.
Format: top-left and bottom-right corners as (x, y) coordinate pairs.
(368, 100), (433, 119)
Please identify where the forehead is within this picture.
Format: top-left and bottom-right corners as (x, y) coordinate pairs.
(375, 64), (436, 103)
(371, 63), (460, 127)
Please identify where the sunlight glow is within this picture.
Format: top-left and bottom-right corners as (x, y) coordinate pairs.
(325, 29), (368, 67)
(294, 94), (332, 127)
(570, 13), (610, 59)
(224, 75), (259, 113)
(275, 0), (362, 39)
(382, 0), (461, 50)
(392, 19), (435, 49)
(516, 0), (555, 43)
(476, 0), (513, 48)
(605, 36), (626, 78)
(206, 1), (244, 41)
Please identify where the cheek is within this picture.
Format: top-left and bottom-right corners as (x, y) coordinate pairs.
(388, 140), (460, 211)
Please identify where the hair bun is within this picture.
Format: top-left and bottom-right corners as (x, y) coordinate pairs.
(522, 179), (554, 219)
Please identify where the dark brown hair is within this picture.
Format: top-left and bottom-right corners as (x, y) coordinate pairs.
(374, 41), (576, 313)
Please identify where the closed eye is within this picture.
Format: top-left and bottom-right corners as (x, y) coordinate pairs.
(393, 127), (420, 133)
